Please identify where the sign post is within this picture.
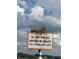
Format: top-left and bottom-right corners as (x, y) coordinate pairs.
(38, 49), (42, 59)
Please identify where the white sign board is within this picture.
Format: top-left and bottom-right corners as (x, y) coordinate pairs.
(28, 33), (54, 50)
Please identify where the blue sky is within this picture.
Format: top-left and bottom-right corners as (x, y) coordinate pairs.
(17, 0), (61, 56)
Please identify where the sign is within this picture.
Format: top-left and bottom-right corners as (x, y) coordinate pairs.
(28, 32), (54, 50)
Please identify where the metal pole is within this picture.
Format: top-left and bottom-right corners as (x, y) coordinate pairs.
(38, 49), (43, 59)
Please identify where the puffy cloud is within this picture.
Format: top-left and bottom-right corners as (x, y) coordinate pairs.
(30, 6), (44, 18)
(18, 0), (28, 9)
(36, 0), (61, 18)
(17, 5), (61, 33)
(17, 5), (24, 15)
(29, 5), (61, 27)
(42, 16), (60, 27)
(17, 2), (61, 30)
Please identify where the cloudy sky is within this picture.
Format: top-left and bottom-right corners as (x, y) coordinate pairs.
(17, 0), (61, 56)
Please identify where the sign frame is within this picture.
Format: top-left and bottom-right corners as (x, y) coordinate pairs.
(27, 32), (54, 50)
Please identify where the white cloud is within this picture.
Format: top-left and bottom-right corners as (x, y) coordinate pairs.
(30, 5), (44, 18)
(36, 0), (61, 18)
(28, 5), (61, 27)
(17, 5), (60, 28)
(42, 16), (61, 26)
(18, 0), (28, 9)
(17, 5), (24, 15)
